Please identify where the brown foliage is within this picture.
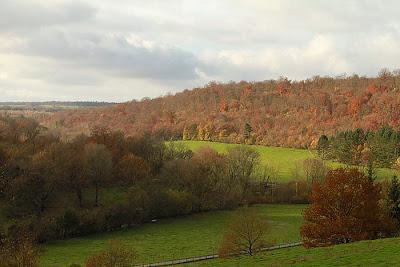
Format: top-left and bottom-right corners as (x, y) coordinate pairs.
(301, 168), (395, 247)
(41, 74), (400, 148)
(0, 234), (39, 267)
(116, 154), (150, 185)
(218, 208), (270, 257)
(85, 240), (135, 267)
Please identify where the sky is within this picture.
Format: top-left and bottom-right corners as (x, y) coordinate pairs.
(1, 0), (400, 102)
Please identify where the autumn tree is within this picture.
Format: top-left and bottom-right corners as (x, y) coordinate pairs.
(62, 146), (86, 207)
(182, 127), (190, 140)
(115, 154), (150, 185)
(301, 168), (395, 247)
(0, 233), (39, 267)
(243, 122), (253, 140)
(8, 144), (64, 215)
(218, 208), (270, 257)
(84, 143), (113, 207)
(219, 98), (228, 112)
(192, 147), (228, 210)
(85, 240), (135, 267)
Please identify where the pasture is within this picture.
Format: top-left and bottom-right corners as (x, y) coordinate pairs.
(188, 237), (400, 266)
(40, 204), (305, 266)
(173, 141), (397, 181)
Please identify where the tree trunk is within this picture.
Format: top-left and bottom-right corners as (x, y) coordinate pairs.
(95, 183), (99, 207)
(76, 188), (83, 208)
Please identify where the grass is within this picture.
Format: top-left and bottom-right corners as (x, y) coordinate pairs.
(173, 141), (397, 182)
(40, 204), (305, 267)
(173, 141), (315, 182)
(187, 237), (400, 267)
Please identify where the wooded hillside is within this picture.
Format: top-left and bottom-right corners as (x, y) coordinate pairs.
(42, 70), (400, 148)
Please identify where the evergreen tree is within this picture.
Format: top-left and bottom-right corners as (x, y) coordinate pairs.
(317, 135), (329, 159)
(387, 176), (400, 226)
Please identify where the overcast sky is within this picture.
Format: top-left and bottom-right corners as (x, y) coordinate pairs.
(1, 0), (400, 101)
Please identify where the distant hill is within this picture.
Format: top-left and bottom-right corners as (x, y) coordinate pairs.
(0, 101), (117, 110)
(42, 72), (400, 148)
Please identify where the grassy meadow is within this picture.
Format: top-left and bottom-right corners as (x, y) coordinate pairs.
(173, 141), (397, 181)
(187, 237), (400, 267)
(40, 204), (305, 266)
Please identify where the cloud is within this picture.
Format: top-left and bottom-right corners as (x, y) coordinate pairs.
(1, 0), (400, 101)
(10, 29), (200, 81)
(0, 0), (96, 32)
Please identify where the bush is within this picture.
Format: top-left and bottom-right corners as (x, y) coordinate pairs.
(77, 209), (105, 236)
(104, 203), (132, 231)
(85, 240), (135, 267)
(56, 209), (80, 239)
(125, 186), (150, 224)
(0, 232), (39, 267)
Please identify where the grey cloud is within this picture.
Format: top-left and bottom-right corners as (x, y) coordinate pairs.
(14, 30), (200, 81)
(0, 0), (96, 32)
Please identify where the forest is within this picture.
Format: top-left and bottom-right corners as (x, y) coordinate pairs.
(0, 115), (288, 243)
(42, 70), (400, 148)
(317, 126), (400, 169)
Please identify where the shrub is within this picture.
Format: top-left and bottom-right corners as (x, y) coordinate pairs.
(85, 240), (135, 267)
(104, 203), (132, 231)
(56, 209), (80, 239)
(0, 233), (39, 267)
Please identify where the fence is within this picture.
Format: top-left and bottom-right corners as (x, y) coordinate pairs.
(135, 241), (303, 267)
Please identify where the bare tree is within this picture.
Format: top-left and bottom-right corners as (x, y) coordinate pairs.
(303, 158), (329, 184)
(225, 146), (260, 201)
(218, 208), (270, 257)
(83, 143), (113, 207)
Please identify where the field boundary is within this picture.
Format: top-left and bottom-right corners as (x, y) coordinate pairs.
(135, 241), (303, 267)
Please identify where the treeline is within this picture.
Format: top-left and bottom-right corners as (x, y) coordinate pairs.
(317, 126), (400, 168)
(0, 101), (116, 108)
(0, 116), (285, 243)
(43, 69), (400, 148)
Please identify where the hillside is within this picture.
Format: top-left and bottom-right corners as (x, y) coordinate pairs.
(42, 73), (400, 147)
(174, 141), (396, 181)
(0, 101), (117, 125)
(191, 237), (400, 266)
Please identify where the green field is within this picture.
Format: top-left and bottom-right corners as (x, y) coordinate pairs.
(40, 204), (305, 266)
(188, 237), (400, 266)
(173, 141), (397, 181)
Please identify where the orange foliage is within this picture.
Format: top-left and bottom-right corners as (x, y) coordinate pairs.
(41, 75), (400, 148)
(301, 169), (395, 247)
(219, 98), (228, 112)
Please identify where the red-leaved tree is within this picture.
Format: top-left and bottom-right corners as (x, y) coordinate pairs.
(301, 168), (395, 247)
